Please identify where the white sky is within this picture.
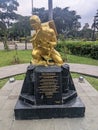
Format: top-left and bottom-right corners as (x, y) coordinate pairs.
(17, 0), (98, 27)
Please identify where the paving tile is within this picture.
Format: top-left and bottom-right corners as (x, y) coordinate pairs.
(11, 119), (55, 130)
(82, 118), (98, 130)
(67, 118), (86, 130)
(1, 81), (14, 91)
(0, 110), (14, 130)
(0, 79), (98, 130)
(2, 99), (17, 110)
(89, 96), (98, 105)
(67, 117), (98, 130)
(0, 110), (14, 120)
(0, 119), (13, 130)
(10, 81), (23, 95)
(85, 106), (98, 118)
(53, 118), (69, 130)
(0, 90), (11, 96)
(0, 97), (8, 109)
(79, 96), (93, 107)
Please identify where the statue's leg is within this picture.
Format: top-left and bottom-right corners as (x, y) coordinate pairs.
(32, 48), (47, 65)
(32, 49), (42, 61)
(51, 49), (63, 65)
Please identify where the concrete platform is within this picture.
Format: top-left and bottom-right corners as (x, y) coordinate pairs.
(0, 79), (98, 130)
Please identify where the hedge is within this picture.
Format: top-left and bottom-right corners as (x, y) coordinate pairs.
(56, 40), (98, 60)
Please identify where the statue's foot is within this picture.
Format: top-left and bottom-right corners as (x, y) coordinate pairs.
(46, 60), (55, 66)
(31, 59), (47, 66)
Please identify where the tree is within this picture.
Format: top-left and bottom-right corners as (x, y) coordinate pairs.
(76, 23), (92, 40)
(53, 7), (81, 38)
(10, 15), (31, 40)
(9, 7), (81, 40)
(83, 23), (89, 30)
(33, 7), (81, 37)
(9, 15), (31, 50)
(0, 0), (19, 50)
(92, 10), (98, 41)
(33, 8), (48, 22)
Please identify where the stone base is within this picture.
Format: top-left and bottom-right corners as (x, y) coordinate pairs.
(14, 96), (85, 120)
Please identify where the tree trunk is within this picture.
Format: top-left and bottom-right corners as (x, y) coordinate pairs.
(3, 32), (9, 51)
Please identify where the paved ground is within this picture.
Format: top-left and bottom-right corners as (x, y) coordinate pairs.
(0, 79), (98, 130)
(69, 63), (98, 78)
(0, 56), (98, 129)
(0, 63), (98, 79)
(0, 42), (32, 50)
(0, 64), (29, 79)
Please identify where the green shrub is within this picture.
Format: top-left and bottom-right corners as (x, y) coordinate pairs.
(58, 40), (98, 59)
(90, 44), (98, 59)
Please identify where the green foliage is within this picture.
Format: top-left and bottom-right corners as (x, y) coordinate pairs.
(7, 6), (81, 40)
(0, 50), (31, 67)
(92, 10), (98, 41)
(33, 7), (81, 34)
(0, 0), (19, 29)
(10, 16), (31, 39)
(78, 28), (92, 40)
(33, 7), (92, 40)
(33, 8), (48, 22)
(66, 55), (98, 65)
(0, 49), (98, 67)
(0, 78), (8, 89)
(53, 7), (81, 34)
(58, 40), (98, 59)
(90, 44), (98, 59)
(0, 0), (19, 50)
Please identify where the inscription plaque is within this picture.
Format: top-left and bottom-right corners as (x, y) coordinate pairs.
(34, 66), (62, 105)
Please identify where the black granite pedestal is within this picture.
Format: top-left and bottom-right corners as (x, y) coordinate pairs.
(14, 64), (85, 120)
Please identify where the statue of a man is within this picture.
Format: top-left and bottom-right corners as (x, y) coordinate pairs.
(30, 15), (63, 66)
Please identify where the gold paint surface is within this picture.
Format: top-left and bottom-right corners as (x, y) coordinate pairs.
(30, 15), (63, 66)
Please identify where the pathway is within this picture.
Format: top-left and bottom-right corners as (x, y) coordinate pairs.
(0, 63), (98, 79)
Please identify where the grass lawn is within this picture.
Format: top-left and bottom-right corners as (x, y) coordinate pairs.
(0, 74), (25, 89)
(0, 50), (32, 67)
(0, 78), (8, 89)
(0, 50), (98, 90)
(60, 52), (98, 66)
(0, 50), (98, 67)
(0, 73), (98, 91)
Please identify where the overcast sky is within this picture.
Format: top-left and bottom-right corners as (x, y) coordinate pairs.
(17, 0), (98, 27)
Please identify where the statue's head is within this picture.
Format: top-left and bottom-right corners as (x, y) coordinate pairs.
(30, 15), (41, 30)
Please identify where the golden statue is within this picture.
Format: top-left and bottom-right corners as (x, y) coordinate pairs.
(30, 15), (63, 66)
